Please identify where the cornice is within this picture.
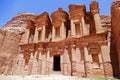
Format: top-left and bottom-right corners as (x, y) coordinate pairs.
(19, 32), (108, 54)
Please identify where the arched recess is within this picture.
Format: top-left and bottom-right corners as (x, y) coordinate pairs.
(87, 43), (101, 67)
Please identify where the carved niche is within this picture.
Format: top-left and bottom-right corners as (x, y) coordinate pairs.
(87, 42), (101, 54)
(74, 21), (82, 35)
(51, 8), (68, 38)
(87, 42), (101, 66)
(34, 12), (52, 41)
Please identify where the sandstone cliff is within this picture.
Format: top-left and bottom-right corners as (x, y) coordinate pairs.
(100, 15), (111, 31)
(0, 30), (21, 74)
(1, 12), (37, 35)
(0, 12), (37, 74)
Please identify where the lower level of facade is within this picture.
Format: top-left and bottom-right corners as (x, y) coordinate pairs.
(10, 33), (112, 77)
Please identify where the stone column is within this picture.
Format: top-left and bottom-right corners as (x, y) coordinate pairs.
(101, 45), (113, 77)
(46, 51), (50, 75)
(41, 52), (47, 75)
(62, 49), (71, 75)
(79, 47), (86, 77)
(61, 22), (66, 39)
(38, 51), (42, 75)
(84, 47), (92, 62)
(52, 26), (55, 41)
(71, 48), (77, 76)
(33, 27), (39, 43)
(28, 52), (34, 75)
(61, 53), (64, 75)
(96, 52), (105, 77)
(66, 49), (72, 76)
(63, 52), (67, 75)
(31, 51), (38, 74)
(98, 53), (103, 67)
(41, 25), (46, 41)
(101, 45), (111, 63)
(84, 46), (92, 77)
(90, 1), (103, 33)
(70, 20), (76, 37)
(107, 32), (111, 48)
(49, 53), (53, 74)
(93, 14), (103, 33)
(75, 48), (81, 76)
(81, 17), (88, 35)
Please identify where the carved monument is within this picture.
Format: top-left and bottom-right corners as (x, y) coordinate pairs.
(17, 1), (112, 77)
(2, 0), (120, 78)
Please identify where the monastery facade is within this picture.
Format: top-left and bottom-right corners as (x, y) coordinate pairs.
(16, 1), (113, 77)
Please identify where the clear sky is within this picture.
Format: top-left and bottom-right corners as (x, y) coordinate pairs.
(0, 0), (114, 28)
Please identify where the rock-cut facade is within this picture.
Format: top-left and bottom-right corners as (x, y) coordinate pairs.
(0, 1), (114, 77)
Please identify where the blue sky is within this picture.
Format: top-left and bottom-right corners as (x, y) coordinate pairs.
(0, 0), (114, 28)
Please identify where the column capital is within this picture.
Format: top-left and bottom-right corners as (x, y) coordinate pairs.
(91, 9), (99, 15)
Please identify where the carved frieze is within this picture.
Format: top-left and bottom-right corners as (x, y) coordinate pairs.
(20, 32), (106, 55)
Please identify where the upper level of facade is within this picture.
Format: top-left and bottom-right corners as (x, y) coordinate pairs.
(20, 1), (105, 44)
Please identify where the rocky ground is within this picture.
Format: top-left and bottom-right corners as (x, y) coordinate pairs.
(0, 74), (118, 80)
(0, 75), (88, 80)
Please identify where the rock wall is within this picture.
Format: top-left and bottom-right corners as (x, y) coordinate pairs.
(0, 29), (21, 74)
(111, 1), (120, 77)
(1, 12), (37, 35)
(100, 15), (111, 31)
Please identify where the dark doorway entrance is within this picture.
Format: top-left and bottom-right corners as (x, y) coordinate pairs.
(53, 55), (61, 71)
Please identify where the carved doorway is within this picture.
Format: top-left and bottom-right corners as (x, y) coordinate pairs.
(53, 55), (61, 71)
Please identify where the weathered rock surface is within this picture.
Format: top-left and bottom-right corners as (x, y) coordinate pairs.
(0, 29), (20, 74)
(1, 12), (37, 35)
(100, 15), (111, 31)
(111, 1), (120, 77)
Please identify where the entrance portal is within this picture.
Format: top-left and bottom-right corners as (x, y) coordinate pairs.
(53, 55), (61, 71)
